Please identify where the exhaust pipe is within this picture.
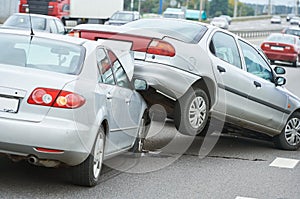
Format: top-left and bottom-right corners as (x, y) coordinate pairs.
(27, 155), (39, 165)
(27, 155), (60, 167)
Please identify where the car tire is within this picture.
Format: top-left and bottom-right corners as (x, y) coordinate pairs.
(174, 87), (209, 136)
(131, 111), (150, 153)
(71, 126), (105, 186)
(274, 112), (300, 150)
(293, 56), (299, 67)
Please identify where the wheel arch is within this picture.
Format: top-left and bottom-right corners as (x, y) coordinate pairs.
(190, 76), (216, 110)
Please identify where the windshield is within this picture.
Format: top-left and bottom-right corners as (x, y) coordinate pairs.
(285, 29), (300, 37)
(3, 15), (47, 31)
(111, 12), (134, 21)
(0, 33), (84, 75)
(124, 19), (208, 43)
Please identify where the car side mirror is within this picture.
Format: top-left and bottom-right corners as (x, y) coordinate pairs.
(274, 66), (286, 75)
(275, 76), (286, 86)
(134, 79), (148, 91)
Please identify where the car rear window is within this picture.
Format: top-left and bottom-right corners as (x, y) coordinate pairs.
(0, 33), (84, 75)
(124, 19), (208, 44)
(3, 15), (47, 31)
(266, 34), (296, 45)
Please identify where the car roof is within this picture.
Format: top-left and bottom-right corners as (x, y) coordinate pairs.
(114, 11), (139, 14)
(9, 13), (61, 20)
(0, 28), (87, 45)
(269, 32), (299, 39)
(285, 26), (300, 30)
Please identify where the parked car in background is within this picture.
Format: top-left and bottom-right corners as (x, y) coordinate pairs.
(1, 13), (67, 34)
(220, 15), (232, 25)
(290, 16), (300, 25)
(105, 11), (140, 26)
(282, 26), (300, 38)
(286, 13), (296, 21)
(261, 33), (300, 67)
(270, 15), (281, 24)
(0, 28), (149, 187)
(70, 18), (300, 150)
(163, 10), (185, 19)
(210, 17), (229, 29)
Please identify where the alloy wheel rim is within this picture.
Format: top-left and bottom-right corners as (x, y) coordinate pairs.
(189, 96), (207, 129)
(285, 118), (300, 146)
(93, 133), (104, 178)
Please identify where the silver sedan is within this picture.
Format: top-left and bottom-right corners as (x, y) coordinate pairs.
(70, 18), (300, 151)
(0, 28), (149, 186)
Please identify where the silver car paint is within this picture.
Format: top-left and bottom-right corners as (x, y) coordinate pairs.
(0, 30), (147, 166)
(72, 20), (300, 138)
(132, 22), (300, 137)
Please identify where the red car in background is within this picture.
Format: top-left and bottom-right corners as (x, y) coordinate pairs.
(19, 0), (70, 22)
(261, 33), (300, 67)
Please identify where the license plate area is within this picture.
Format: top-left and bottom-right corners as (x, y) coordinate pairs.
(0, 96), (19, 113)
(271, 46), (284, 51)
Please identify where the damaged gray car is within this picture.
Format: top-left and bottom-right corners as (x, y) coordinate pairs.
(70, 18), (300, 150)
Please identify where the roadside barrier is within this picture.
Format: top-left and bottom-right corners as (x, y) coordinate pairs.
(230, 29), (281, 38)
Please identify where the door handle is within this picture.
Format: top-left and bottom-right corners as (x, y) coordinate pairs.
(125, 98), (131, 104)
(217, 65), (226, 73)
(253, 81), (261, 88)
(106, 93), (113, 100)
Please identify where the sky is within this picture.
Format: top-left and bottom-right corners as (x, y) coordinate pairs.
(239, 0), (296, 6)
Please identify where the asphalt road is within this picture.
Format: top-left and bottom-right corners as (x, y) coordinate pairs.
(0, 120), (299, 199)
(0, 20), (300, 199)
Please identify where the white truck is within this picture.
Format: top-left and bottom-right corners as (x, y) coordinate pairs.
(66, 0), (124, 26)
(19, 0), (124, 26)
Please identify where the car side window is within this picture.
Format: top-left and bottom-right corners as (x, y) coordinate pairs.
(54, 19), (66, 34)
(96, 48), (115, 85)
(238, 40), (273, 82)
(107, 50), (131, 89)
(210, 32), (242, 69)
(49, 19), (58, 34)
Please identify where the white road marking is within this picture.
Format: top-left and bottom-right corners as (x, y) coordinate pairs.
(269, 157), (299, 169)
(235, 196), (257, 199)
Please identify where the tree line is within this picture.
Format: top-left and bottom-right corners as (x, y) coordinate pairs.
(124, 0), (254, 18)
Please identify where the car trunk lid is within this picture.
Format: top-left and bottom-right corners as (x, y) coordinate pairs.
(0, 64), (77, 122)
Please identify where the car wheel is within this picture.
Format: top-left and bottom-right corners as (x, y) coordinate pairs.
(293, 56), (299, 67)
(131, 112), (150, 153)
(274, 112), (300, 150)
(71, 126), (105, 186)
(174, 87), (209, 136)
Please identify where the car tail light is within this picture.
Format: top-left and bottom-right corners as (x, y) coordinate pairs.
(34, 147), (64, 153)
(146, 39), (175, 57)
(28, 88), (85, 109)
(69, 31), (80, 38)
(264, 44), (270, 48)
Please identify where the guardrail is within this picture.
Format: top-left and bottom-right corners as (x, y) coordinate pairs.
(230, 29), (282, 38)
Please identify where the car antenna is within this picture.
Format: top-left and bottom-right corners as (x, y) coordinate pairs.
(26, 7), (34, 36)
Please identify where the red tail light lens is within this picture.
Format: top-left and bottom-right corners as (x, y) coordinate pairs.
(34, 147), (64, 154)
(147, 39), (175, 57)
(28, 88), (85, 109)
(68, 31), (80, 38)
